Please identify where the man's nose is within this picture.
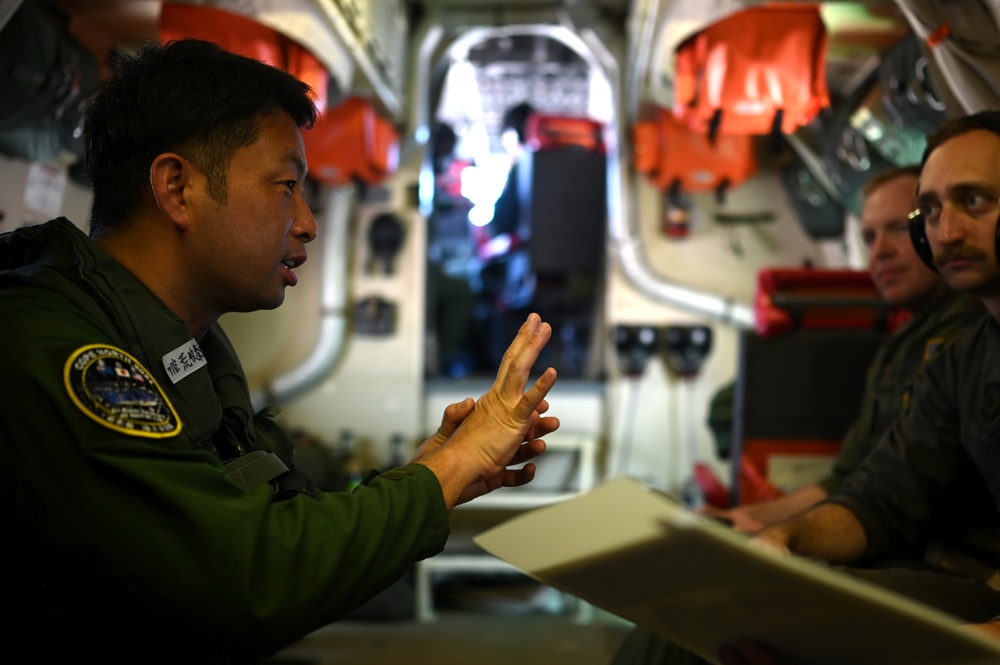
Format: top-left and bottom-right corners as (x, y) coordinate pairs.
(936, 205), (966, 245)
(869, 231), (892, 258)
(294, 197), (318, 243)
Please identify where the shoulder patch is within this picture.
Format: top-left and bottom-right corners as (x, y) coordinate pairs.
(64, 344), (182, 438)
(923, 336), (945, 362)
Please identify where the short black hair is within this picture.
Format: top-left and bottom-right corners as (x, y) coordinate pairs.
(85, 39), (317, 235)
(921, 110), (1000, 167)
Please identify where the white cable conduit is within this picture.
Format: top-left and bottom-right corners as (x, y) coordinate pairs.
(625, 0), (662, 124)
(251, 186), (354, 411)
(611, 173), (755, 328)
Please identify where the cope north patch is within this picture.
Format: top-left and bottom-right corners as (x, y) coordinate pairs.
(64, 344), (182, 438)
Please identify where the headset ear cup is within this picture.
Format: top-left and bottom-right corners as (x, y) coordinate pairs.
(908, 210), (938, 272)
(995, 211), (1000, 263)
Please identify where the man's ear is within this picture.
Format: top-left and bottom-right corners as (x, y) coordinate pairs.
(149, 153), (195, 230)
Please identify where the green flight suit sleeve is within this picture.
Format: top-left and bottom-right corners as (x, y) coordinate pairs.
(816, 293), (983, 497)
(1, 284), (450, 656)
(826, 335), (969, 560)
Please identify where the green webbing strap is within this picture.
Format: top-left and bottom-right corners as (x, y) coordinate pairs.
(223, 450), (289, 493)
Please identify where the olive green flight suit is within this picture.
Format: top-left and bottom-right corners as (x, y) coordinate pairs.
(833, 312), (1000, 563)
(819, 289), (984, 493)
(0, 218), (449, 664)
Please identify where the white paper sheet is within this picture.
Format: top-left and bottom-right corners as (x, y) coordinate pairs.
(475, 477), (1000, 665)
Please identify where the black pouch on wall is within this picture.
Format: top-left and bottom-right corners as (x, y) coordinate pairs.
(780, 156), (846, 240)
(880, 33), (947, 136)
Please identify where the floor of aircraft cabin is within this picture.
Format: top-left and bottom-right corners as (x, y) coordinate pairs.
(265, 575), (632, 665)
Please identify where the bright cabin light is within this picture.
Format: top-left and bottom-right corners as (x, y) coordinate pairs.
(459, 155), (512, 227)
(483, 233), (512, 255)
(459, 159), (509, 203)
(468, 204), (495, 227)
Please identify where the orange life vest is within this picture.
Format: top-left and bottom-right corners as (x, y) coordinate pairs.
(673, 4), (831, 141)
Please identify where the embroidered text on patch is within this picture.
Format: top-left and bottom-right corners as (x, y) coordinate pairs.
(162, 339), (207, 384)
(64, 345), (182, 438)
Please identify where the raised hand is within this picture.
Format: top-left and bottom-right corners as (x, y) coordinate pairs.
(416, 313), (559, 508)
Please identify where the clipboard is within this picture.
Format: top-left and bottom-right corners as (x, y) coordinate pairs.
(474, 477), (1000, 665)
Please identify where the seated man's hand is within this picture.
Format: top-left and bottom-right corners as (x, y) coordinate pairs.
(700, 504), (764, 533)
(699, 486), (829, 534)
(964, 620), (1000, 642)
(747, 526), (793, 558)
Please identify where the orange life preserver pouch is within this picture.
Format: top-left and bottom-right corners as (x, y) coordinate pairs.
(159, 2), (328, 113)
(633, 107), (757, 198)
(673, 4), (830, 140)
(304, 96), (399, 186)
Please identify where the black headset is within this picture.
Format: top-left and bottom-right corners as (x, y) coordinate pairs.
(908, 208), (1000, 272)
(907, 209), (937, 272)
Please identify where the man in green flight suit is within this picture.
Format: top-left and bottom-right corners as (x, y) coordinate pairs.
(611, 162), (993, 664)
(746, 110), (1000, 655)
(705, 165), (985, 533)
(0, 40), (559, 664)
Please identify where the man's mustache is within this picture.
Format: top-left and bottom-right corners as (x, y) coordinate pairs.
(935, 246), (989, 267)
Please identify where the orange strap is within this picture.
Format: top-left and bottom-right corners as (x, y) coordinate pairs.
(926, 22), (951, 48)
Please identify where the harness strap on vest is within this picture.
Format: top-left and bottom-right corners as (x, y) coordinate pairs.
(222, 450), (289, 493)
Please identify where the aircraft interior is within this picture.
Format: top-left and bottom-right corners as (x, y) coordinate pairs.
(1, 0), (998, 663)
